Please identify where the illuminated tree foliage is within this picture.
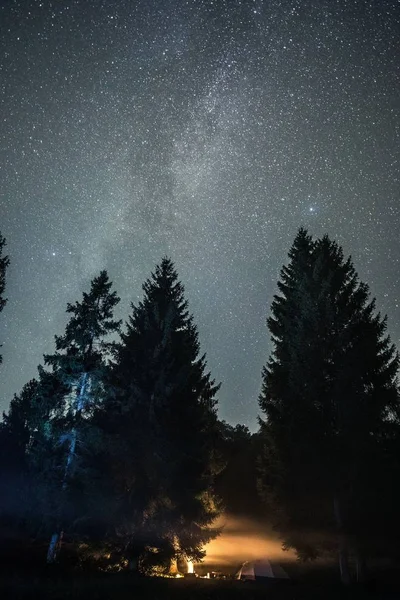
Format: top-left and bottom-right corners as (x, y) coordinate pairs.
(41, 270), (121, 562)
(258, 229), (400, 583)
(104, 257), (221, 571)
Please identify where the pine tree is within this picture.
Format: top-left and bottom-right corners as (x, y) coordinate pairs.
(0, 369), (69, 562)
(106, 257), (221, 571)
(42, 270), (121, 562)
(0, 233), (10, 364)
(258, 230), (399, 583)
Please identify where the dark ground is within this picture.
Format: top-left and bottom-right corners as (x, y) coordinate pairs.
(1, 567), (399, 600)
(0, 540), (399, 600)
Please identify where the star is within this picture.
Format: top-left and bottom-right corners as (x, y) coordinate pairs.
(0, 0), (399, 431)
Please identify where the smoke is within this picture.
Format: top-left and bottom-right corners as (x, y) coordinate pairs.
(201, 514), (295, 568)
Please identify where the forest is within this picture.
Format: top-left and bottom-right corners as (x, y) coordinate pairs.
(1, 228), (400, 597)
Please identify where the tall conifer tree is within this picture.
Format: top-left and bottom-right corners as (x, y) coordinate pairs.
(43, 270), (121, 562)
(258, 230), (399, 583)
(107, 257), (220, 571)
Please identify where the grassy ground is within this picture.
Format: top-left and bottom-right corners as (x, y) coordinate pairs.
(0, 542), (398, 600)
(1, 569), (399, 600)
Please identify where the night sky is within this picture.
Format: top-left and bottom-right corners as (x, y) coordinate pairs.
(0, 0), (399, 430)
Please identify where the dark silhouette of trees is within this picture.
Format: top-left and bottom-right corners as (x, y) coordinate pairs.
(258, 229), (400, 583)
(102, 257), (221, 572)
(214, 422), (264, 518)
(40, 271), (121, 562)
(2, 233), (399, 584)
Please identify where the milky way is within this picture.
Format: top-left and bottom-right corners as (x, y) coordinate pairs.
(1, 0), (399, 429)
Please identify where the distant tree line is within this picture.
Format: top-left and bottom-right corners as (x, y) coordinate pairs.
(0, 228), (399, 584)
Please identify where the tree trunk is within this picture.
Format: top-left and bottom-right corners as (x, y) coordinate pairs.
(47, 530), (63, 563)
(128, 558), (139, 571)
(334, 495), (351, 585)
(338, 534), (351, 585)
(126, 542), (142, 572)
(46, 373), (89, 563)
(47, 532), (59, 563)
(355, 547), (367, 583)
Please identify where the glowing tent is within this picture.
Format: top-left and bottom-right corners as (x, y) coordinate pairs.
(236, 559), (289, 581)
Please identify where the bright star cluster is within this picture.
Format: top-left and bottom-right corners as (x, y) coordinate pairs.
(0, 0), (399, 430)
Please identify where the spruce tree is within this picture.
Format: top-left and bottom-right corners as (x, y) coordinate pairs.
(42, 270), (121, 562)
(107, 257), (221, 571)
(258, 230), (399, 583)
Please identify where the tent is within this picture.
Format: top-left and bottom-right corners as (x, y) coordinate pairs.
(236, 559), (289, 582)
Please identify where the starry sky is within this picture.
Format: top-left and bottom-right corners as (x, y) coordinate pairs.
(0, 0), (399, 430)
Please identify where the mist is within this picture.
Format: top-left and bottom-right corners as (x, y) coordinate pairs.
(200, 514), (295, 569)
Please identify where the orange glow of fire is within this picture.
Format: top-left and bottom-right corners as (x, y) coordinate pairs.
(201, 515), (295, 567)
(187, 560), (194, 574)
